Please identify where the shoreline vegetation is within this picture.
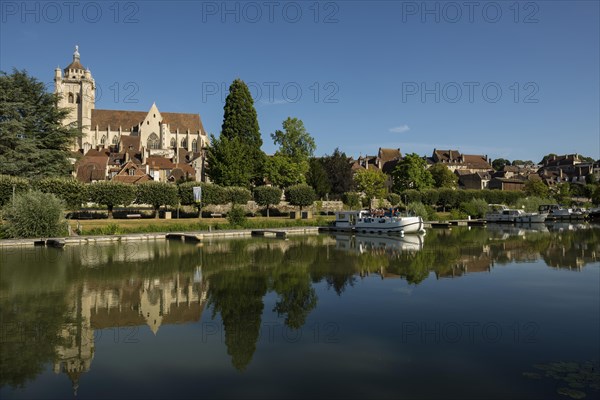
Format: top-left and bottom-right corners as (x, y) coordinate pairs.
(69, 215), (334, 236)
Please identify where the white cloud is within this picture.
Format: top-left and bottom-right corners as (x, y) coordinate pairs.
(389, 125), (410, 133)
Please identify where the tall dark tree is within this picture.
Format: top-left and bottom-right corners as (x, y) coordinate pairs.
(0, 70), (81, 177)
(207, 78), (265, 186)
(321, 148), (353, 197)
(307, 158), (331, 199)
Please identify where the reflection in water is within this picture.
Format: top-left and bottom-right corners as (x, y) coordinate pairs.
(1, 225), (599, 396)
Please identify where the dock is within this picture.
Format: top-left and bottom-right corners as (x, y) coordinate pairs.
(0, 227), (321, 248)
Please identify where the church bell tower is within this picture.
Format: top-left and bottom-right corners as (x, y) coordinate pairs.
(55, 46), (96, 152)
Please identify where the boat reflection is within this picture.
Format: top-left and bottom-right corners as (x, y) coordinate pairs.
(333, 232), (425, 255)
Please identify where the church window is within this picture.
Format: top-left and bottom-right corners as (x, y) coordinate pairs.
(112, 136), (119, 145)
(170, 138), (176, 149)
(147, 133), (160, 150)
(192, 139), (198, 152)
(100, 135), (106, 145)
(76, 94), (81, 104)
(181, 138), (188, 148)
(147, 121), (150, 125)
(68, 93), (74, 103)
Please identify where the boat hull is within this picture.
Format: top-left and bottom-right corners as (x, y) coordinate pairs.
(355, 216), (424, 234)
(514, 213), (548, 223)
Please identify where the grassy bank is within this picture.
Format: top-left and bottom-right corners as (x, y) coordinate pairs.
(69, 216), (334, 236)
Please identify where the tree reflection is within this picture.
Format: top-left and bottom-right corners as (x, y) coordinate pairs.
(207, 268), (268, 371)
(1, 224), (599, 386)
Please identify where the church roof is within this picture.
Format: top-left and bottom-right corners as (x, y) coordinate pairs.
(91, 109), (205, 134)
(65, 59), (85, 71)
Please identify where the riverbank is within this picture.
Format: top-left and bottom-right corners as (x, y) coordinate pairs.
(0, 226), (322, 247)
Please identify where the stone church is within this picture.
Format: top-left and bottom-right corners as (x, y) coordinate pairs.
(55, 46), (209, 182)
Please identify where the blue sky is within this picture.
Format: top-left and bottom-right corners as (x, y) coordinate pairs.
(1, 0), (598, 162)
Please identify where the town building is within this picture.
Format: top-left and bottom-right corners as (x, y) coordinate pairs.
(55, 46), (209, 182)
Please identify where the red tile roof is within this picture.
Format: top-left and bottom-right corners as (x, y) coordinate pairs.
(91, 109), (205, 134)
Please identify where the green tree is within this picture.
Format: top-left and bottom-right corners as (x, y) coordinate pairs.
(437, 188), (458, 212)
(2, 191), (67, 238)
(460, 198), (489, 218)
(392, 153), (433, 192)
(307, 158), (331, 199)
(387, 193), (401, 207)
(524, 179), (549, 197)
(492, 158), (511, 171)
(286, 184), (316, 211)
(213, 78), (265, 185)
(343, 192), (362, 210)
(253, 186), (282, 217)
(88, 181), (136, 219)
(353, 168), (387, 208)
(321, 148), (354, 197)
(178, 182), (229, 217)
(554, 183), (571, 205)
(32, 177), (87, 209)
(206, 135), (255, 187)
(265, 154), (306, 188)
(429, 163), (458, 188)
(136, 181), (179, 219)
(0, 70), (81, 177)
(592, 185), (600, 205)
(0, 175), (29, 207)
(271, 117), (316, 162)
(227, 186), (252, 205)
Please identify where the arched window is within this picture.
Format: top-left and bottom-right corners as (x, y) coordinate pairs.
(100, 135), (106, 145)
(170, 138), (176, 149)
(147, 133), (160, 150)
(181, 138), (188, 149)
(76, 93), (81, 104)
(68, 93), (74, 103)
(112, 136), (119, 145)
(191, 139), (198, 152)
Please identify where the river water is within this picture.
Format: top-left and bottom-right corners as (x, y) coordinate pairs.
(1, 224), (599, 399)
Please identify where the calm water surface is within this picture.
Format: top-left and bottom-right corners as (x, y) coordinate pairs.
(1, 224), (599, 399)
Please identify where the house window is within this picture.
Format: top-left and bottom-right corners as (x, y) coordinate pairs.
(129, 169), (135, 176)
(181, 138), (187, 148)
(192, 139), (198, 152)
(147, 133), (160, 150)
(170, 138), (176, 149)
(68, 93), (74, 103)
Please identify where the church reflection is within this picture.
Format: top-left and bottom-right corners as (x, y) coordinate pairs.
(1, 224), (599, 391)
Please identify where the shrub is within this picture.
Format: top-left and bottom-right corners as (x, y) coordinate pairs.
(1, 191), (67, 238)
(253, 186), (282, 217)
(459, 198), (489, 218)
(401, 189), (422, 204)
(228, 186), (252, 204)
(343, 192), (361, 210)
(0, 175), (29, 207)
(421, 189), (439, 206)
(387, 193), (401, 207)
(136, 181), (179, 219)
(286, 184), (316, 210)
(32, 177), (87, 209)
(450, 208), (468, 220)
(406, 201), (430, 220)
(227, 204), (247, 226)
(438, 188), (458, 211)
(88, 181), (136, 219)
